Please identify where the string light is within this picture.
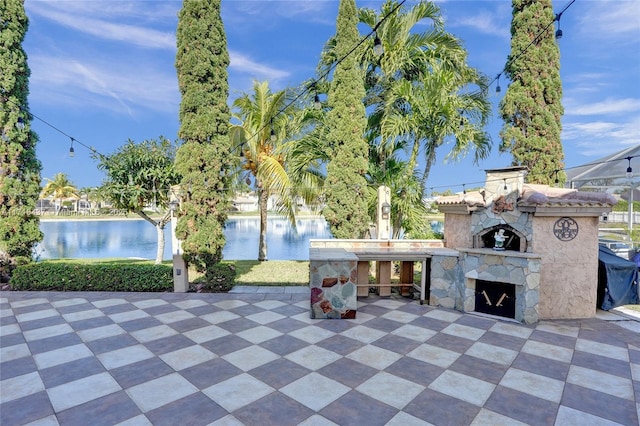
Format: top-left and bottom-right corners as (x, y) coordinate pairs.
(555, 13), (563, 39)
(626, 157), (633, 179)
(495, 73), (501, 93)
(16, 117), (25, 130)
(488, 0), (576, 92)
(373, 35), (384, 57)
(69, 137), (75, 157)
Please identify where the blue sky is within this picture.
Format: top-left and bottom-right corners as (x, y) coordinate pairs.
(22, 0), (640, 193)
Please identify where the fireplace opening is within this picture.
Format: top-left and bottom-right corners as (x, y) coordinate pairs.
(475, 224), (525, 252)
(475, 280), (515, 319)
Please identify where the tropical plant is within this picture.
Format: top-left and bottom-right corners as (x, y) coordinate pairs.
(322, 0), (370, 239)
(499, 0), (565, 185)
(229, 80), (323, 261)
(40, 173), (79, 216)
(175, 0), (234, 282)
(0, 0), (43, 265)
(318, 0), (491, 237)
(95, 137), (180, 264)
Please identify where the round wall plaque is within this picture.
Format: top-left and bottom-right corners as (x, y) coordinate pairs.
(553, 217), (579, 241)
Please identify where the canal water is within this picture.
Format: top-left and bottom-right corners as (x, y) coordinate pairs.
(37, 217), (332, 261)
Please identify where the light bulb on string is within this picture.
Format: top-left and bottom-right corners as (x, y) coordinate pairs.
(69, 138), (75, 157)
(373, 35), (383, 57)
(626, 157), (633, 179)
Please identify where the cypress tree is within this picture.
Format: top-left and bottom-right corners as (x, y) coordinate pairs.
(174, 0), (232, 278)
(0, 0), (43, 272)
(499, 0), (565, 185)
(323, 0), (370, 239)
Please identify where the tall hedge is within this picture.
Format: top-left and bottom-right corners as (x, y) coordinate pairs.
(322, 0), (370, 239)
(174, 0), (233, 282)
(499, 0), (565, 185)
(0, 0), (43, 268)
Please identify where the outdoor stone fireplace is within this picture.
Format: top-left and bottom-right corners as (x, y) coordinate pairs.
(434, 167), (616, 323)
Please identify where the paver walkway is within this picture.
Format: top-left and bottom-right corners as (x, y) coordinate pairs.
(1, 288), (639, 425)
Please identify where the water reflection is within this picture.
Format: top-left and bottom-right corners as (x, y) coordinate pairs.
(38, 217), (331, 261)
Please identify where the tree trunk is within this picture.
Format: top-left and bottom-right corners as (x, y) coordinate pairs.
(155, 223), (165, 265)
(258, 186), (269, 261)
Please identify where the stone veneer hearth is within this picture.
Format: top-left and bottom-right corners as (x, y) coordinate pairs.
(434, 167), (616, 323)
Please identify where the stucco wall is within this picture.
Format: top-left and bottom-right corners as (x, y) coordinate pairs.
(443, 214), (473, 249)
(531, 216), (600, 319)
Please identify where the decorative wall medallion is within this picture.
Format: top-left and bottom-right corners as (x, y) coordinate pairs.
(553, 217), (579, 241)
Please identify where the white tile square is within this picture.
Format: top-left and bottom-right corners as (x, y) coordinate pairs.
(16, 309), (59, 323)
(280, 372), (349, 411)
(253, 300), (288, 310)
(423, 309), (461, 323)
(297, 414), (341, 426)
(285, 345), (342, 371)
(154, 310), (195, 324)
(567, 365), (634, 400)
(381, 310), (419, 324)
(130, 325), (178, 343)
(0, 343), (31, 362)
(200, 311), (240, 324)
(489, 322), (533, 339)
(408, 343), (460, 368)
(183, 324), (230, 344)
(391, 324), (437, 342)
(575, 338), (629, 362)
(371, 299), (406, 309)
(245, 311), (286, 325)
(212, 300), (248, 309)
(0, 371), (45, 403)
(77, 324), (126, 342)
(34, 344), (93, 369)
(223, 346), (279, 371)
(554, 406), (624, 426)
(339, 325), (386, 344)
(114, 414), (154, 426)
(50, 298), (88, 308)
(535, 322), (579, 338)
(160, 345), (217, 371)
(386, 412), (433, 426)
(349, 312), (376, 324)
(356, 372), (425, 409)
(288, 325), (336, 344)
(10, 298), (48, 308)
(500, 368), (565, 402)
(23, 324), (74, 342)
(0, 307), (13, 318)
(62, 309), (105, 322)
(132, 299), (167, 309)
(290, 312), (317, 324)
(0, 323), (21, 337)
(98, 344), (155, 370)
(92, 298), (128, 308)
(465, 341), (518, 366)
(471, 408), (529, 426)
(441, 323), (486, 341)
(25, 414), (60, 426)
(126, 372), (198, 412)
(171, 299), (209, 309)
(346, 345), (402, 370)
(203, 373), (274, 412)
(236, 325), (283, 344)
(429, 370), (495, 406)
(521, 340), (573, 363)
(47, 372), (121, 412)
(109, 309), (149, 323)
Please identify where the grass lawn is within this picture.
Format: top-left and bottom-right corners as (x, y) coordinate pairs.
(233, 260), (309, 286)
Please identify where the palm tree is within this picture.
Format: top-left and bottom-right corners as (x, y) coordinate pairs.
(230, 81), (323, 261)
(40, 173), (79, 215)
(318, 0), (491, 236)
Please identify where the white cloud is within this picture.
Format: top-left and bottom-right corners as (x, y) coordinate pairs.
(229, 51), (291, 84)
(563, 116), (640, 156)
(564, 98), (640, 116)
(577, 1), (640, 39)
(26, 1), (177, 50)
(29, 54), (179, 115)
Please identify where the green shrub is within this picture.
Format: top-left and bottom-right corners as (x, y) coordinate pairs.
(10, 262), (173, 292)
(192, 262), (236, 293)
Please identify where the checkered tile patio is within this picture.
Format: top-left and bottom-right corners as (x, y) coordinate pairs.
(1, 289), (638, 425)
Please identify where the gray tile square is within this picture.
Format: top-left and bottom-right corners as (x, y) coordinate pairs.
(56, 390), (142, 426)
(249, 358), (312, 389)
(484, 385), (558, 425)
(320, 389), (398, 426)
(0, 390), (54, 426)
(145, 392), (226, 426)
(233, 392), (314, 426)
